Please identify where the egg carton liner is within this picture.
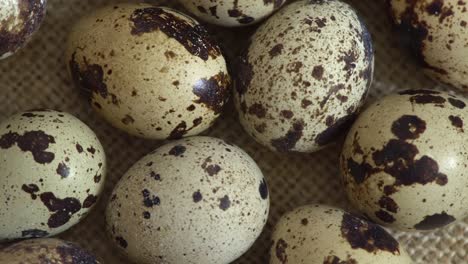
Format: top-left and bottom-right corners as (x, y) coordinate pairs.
(0, 0), (466, 263)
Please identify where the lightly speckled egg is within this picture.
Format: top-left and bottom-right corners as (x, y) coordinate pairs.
(271, 204), (412, 264)
(234, 0), (374, 153)
(389, 0), (468, 91)
(178, 0), (286, 27)
(341, 90), (467, 231)
(0, 110), (106, 241)
(0, 0), (47, 60)
(106, 136), (269, 264)
(66, 3), (231, 140)
(0, 238), (100, 263)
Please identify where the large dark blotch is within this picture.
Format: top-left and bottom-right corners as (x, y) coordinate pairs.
(323, 255), (358, 264)
(379, 196), (399, 213)
(341, 213), (400, 254)
(235, 54), (253, 95)
(248, 103), (267, 118)
(56, 242), (99, 264)
(399, 89), (440, 95)
(193, 190), (202, 203)
(205, 164), (221, 176)
(168, 145), (186, 156)
(391, 115), (426, 140)
(219, 195), (231, 211)
(275, 238), (288, 264)
(0, 0), (46, 57)
(0, 130), (55, 164)
(449, 115), (463, 131)
(448, 98), (466, 109)
(142, 189), (160, 208)
(259, 178), (268, 200)
(82, 194), (98, 208)
(39, 192), (82, 228)
(373, 140), (448, 187)
(56, 162), (70, 178)
(375, 210), (396, 223)
(22, 184), (40, 200)
(271, 120), (304, 152)
(315, 114), (357, 146)
(394, 3), (448, 75)
(414, 212), (456, 230)
(21, 229), (49, 238)
(346, 158), (375, 184)
(69, 52), (109, 102)
(115, 236), (128, 248)
(169, 121), (188, 139)
(129, 7), (221, 61)
(409, 94), (446, 106)
(193, 72), (231, 114)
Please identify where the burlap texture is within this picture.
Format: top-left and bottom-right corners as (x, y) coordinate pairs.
(0, 0), (466, 263)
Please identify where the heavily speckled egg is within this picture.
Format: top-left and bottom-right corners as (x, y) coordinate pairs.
(106, 136), (269, 264)
(270, 204), (412, 264)
(66, 4), (231, 140)
(341, 90), (467, 231)
(178, 0), (285, 27)
(0, 0), (47, 60)
(234, 0), (374, 153)
(0, 238), (99, 263)
(0, 110), (106, 241)
(389, 0), (468, 91)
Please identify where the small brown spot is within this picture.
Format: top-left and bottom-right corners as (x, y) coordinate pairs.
(448, 98), (466, 109)
(275, 238), (288, 263)
(301, 99), (312, 108)
(193, 190), (202, 203)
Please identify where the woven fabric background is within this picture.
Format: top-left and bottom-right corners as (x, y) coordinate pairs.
(0, 0), (466, 263)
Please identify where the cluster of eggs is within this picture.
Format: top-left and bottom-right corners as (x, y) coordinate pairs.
(0, 0), (466, 263)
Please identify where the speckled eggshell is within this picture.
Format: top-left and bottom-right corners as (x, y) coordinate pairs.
(66, 4), (231, 140)
(0, 110), (106, 241)
(234, 0), (374, 153)
(0, 0), (47, 60)
(341, 90), (467, 231)
(0, 238), (100, 263)
(178, 0), (286, 27)
(389, 0), (468, 91)
(270, 204), (412, 264)
(106, 136), (269, 264)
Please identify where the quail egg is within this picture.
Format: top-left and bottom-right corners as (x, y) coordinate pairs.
(0, 110), (106, 241)
(178, 0), (285, 27)
(271, 204), (412, 264)
(106, 136), (269, 264)
(234, 0), (374, 153)
(0, 238), (99, 263)
(66, 3), (231, 140)
(389, 0), (468, 91)
(341, 90), (467, 231)
(0, 0), (47, 60)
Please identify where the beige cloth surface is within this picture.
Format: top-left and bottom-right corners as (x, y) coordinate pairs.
(0, 0), (466, 263)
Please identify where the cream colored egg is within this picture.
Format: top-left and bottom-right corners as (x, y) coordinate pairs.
(66, 4), (231, 140)
(178, 0), (285, 27)
(270, 204), (412, 264)
(0, 110), (106, 241)
(341, 90), (467, 231)
(0, 0), (47, 60)
(0, 238), (100, 263)
(389, 0), (468, 91)
(234, 0), (374, 153)
(106, 136), (269, 264)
